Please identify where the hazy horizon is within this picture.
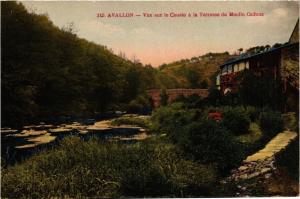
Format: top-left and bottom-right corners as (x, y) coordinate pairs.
(22, 1), (299, 67)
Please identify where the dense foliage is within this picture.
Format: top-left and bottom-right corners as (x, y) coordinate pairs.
(174, 94), (204, 109)
(202, 70), (286, 111)
(179, 120), (244, 173)
(150, 105), (245, 174)
(238, 70), (285, 110)
(1, 2), (176, 127)
(150, 103), (196, 137)
(221, 109), (250, 136)
(259, 110), (284, 138)
(150, 103), (288, 176)
(111, 115), (150, 128)
(159, 52), (234, 88)
(275, 137), (299, 181)
(2, 137), (217, 198)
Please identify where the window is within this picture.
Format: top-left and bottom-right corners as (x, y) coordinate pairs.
(246, 61), (249, 69)
(227, 65), (233, 73)
(239, 62), (245, 71)
(234, 64), (239, 72)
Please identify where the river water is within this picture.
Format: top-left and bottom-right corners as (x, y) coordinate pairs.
(1, 114), (150, 166)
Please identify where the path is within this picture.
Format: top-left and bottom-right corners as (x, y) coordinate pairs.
(226, 130), (297, 182)
(221, 130), (298, 196)
(245, 131), (297, 162)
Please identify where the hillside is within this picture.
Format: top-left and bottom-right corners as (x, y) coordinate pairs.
(1, 1), (176, 126)
(159, 52), (235, 88)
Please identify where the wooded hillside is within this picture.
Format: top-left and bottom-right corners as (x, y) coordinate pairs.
(1, 2), (177, 126)
(159, 52), (235, 88)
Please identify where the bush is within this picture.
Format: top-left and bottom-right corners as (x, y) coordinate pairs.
(127, 94), (152, 114)
(203, 106), (259, 123)
(244, 106), (260, 122)
(150, 105), (197, 137)
(275, 137), (299, 181)
(259, 110), (284, 138)
(221, 108), (250, 136)
(282, 112), (298, 132)
(174, 94), (204, 109)
(111, 115), (150, 128)
(151, 105), (248, 173)
(206, 88), (222, 106)
(222, 92), (241, 106)
(176, 119), (244, 174)
(2, 137), (217, 198)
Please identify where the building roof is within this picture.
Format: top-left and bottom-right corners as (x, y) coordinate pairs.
(289, 19), (299, 43)
(219, 42), (298, 69)
(220, 19), (299, 69)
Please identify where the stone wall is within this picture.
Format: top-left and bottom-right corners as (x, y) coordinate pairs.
(147, 89), (209, 108)
(281, 44), (299, 90)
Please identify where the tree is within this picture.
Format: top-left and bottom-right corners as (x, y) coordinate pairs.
(186, 69), (199, 88)
(160, 89), (168, 106)
(206, 88), (222, 106)
(238, 48), (243, 55)
(238, 70), (284, 110)
(1, 1), (177, 126)
(200, 80), (208, 89)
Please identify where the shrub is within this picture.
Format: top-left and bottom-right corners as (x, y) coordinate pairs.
(151, 105), (247, 173)
(222, 92), (241, 106)
(282, 112), (298, 132)
(111, 115), (150, 128)
(174, 94), (204, 109)
(275, 137), (299, 181)
(259, 110), (284, 138)
(203, 106), (259, 123)
(176, 119), (244, 174)
(221, 108), (250, 136)
(206, 88), (222, 106)
(150, 105), (196, 137)
(2, 137), (217, 198)
(244, 106), (260, 122)
(127, 94), (151, 114)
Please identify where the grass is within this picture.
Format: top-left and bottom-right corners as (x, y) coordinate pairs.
(236, 123), (262, 144)
(111, 115), (150, 128)
(282, 112), (298, 132)
(2, 136), (217, 198)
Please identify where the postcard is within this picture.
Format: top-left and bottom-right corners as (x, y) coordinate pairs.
(1, 1), (299, 198)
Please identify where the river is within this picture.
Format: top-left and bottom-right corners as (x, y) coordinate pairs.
(1, 114), (150, 166)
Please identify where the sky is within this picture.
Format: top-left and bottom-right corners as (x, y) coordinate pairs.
(22, 1), (299, 67)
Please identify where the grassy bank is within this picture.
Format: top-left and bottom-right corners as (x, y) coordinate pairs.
(2, 136), (217, 198)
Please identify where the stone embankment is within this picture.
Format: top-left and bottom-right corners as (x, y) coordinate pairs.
(222, 130), (298, 196)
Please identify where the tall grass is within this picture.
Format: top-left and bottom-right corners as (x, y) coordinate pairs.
(2, 136), (216, 198)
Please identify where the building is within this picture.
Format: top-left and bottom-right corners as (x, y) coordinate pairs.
(217, 19), (299, 96)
